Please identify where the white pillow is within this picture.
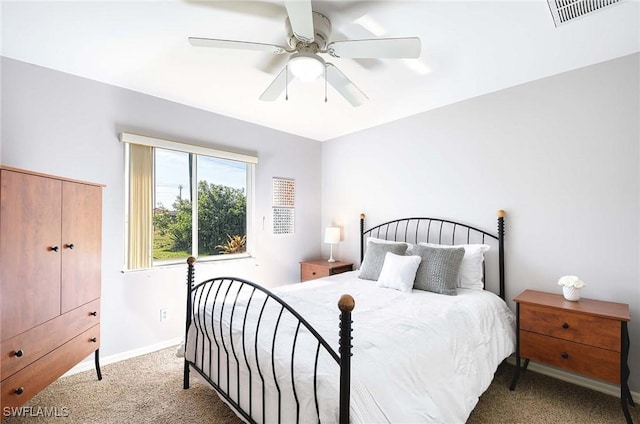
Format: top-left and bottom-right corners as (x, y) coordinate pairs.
(376, 252), (421, 292)
(418, 243), (490, 290)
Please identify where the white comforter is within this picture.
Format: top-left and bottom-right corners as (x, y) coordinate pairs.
(185, 271), (515, 424)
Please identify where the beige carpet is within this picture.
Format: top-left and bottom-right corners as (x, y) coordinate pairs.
(3, 347), (241, 424)
(3, 347), (638, 423)
(468, 363), (638, 424)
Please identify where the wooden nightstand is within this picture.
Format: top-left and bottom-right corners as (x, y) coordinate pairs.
(299, 260), (353, 282)
(510, 289), (633, 423)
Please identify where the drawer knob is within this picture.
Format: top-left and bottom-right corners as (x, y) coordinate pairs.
(561, 352), (569, 359)
(312, 272), (316, 275)
(561, 322), (569, 329)
(14, 349), (24, 358)
(49, 246), (59, 252)
(90, 337), (97, 343)
(90, 311), (98, 316)
(15, 387), (24, 395)
(65, 243), (75, 249)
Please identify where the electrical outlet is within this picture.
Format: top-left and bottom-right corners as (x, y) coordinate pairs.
(160, 308), (169, 322)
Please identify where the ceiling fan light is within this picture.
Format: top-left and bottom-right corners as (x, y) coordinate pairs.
(288, 52), (325, 82)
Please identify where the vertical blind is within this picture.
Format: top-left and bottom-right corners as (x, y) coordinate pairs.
(126, 143), (153, 269)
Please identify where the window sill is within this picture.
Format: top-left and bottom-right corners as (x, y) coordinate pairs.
(121, 253), (253, 273)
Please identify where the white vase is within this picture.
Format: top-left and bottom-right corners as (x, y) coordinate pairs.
(562, 286), (581, 301)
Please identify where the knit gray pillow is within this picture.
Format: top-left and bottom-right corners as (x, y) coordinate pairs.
(409, 245), (465, 295)
(358, 240), (408, 281)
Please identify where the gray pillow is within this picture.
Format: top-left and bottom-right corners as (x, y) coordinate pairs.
(358, 240), (408, 281)
(409, 245), (465, 295)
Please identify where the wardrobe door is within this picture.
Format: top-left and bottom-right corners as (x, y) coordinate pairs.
(60, 181), (102, 313)
(0, 170), (62, 341)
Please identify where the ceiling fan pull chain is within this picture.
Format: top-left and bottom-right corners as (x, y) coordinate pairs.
(324, 65), (328, 103)
(285, 65), (289, 101)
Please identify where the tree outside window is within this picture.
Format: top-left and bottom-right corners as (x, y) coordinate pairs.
(152, 149), (248, 262)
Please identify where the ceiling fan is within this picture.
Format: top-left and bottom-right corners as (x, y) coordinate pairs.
(189, 0), (421, 107)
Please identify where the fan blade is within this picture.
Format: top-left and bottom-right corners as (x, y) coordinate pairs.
(284, 0), (314, 43)
(325, 64), (368, 107)
(185, 0), (284, 20)
(258, 54), (289, 75)
(327, 37), (421, 59)
(331, 29), (384, 71)
(259, 67), (294, 101)
(189, 37), (288, 54)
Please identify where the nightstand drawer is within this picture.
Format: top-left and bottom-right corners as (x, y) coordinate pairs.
(520, 303), (621, 351)
(520, 330), (620, 383)
(301, 264), (331, 281)
(299, 260), (353, 282)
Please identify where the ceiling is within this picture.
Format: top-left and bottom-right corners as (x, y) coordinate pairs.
(1, 1), (638, 142)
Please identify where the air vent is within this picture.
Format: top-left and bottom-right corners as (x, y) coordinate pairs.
(548, 0), (623, 26)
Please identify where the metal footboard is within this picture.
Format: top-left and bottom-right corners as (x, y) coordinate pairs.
(183, 257), (354, 424)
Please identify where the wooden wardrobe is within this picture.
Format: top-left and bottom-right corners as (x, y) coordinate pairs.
(0, 166), (103, 415)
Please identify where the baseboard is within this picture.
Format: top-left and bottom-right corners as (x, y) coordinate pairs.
(506, 357), (639, 400)
(62, 337), (184, 378)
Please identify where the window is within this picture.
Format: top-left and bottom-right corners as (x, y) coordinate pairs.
(121, 133), (257, 269)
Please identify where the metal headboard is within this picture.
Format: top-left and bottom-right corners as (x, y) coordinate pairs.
(359, 211), (506, 299)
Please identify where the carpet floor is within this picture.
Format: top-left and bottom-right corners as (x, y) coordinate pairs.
(3, 347), (638, 423)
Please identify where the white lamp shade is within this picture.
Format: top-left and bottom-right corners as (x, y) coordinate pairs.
(324, 227), (341, 244)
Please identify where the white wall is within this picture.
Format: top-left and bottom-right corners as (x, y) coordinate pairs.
(321, 53), (640, 390)
(0, 57), (322, 359)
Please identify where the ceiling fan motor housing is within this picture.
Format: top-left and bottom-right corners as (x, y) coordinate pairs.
(286, 11), (331, 51)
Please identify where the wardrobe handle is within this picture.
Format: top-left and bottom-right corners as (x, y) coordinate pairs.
(14, 349), (24, 358)
(561, 322), (569, 329)
(50, 246), (59, 252)
(561, 352), (569, 359)
(15, 387), (24, 395)
(65, 243), (75, 249)
(90, 311), (98, 317)
(90, 337), (97, 343)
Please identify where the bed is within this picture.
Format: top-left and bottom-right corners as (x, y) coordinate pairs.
(182, 211), (516, 423)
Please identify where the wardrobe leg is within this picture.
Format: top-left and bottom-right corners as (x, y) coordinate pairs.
(95, 349), (103, 381)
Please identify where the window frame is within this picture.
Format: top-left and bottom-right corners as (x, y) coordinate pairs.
(121, 132), (257, 270)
